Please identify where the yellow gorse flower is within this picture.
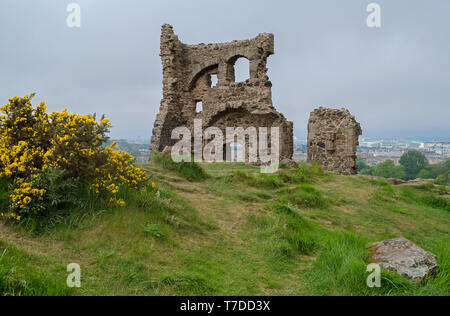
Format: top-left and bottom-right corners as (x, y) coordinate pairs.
(0, 94), (147, 220)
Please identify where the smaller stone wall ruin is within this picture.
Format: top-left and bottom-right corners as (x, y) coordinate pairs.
(307, 107), (362, 175)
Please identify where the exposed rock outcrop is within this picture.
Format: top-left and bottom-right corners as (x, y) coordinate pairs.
(369, 237), (439, 282)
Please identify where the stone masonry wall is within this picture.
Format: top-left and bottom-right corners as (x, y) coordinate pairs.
(307, 107), (362, 175)
(151, 24), (293, 161)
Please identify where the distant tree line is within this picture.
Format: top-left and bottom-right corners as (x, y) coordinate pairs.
(358, 150), (450, 185)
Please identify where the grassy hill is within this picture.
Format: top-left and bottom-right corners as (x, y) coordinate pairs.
(0, 159), (449, 296)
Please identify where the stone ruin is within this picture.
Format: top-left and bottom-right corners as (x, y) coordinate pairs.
(307, 107), (362, 175)
(151, 24), (293, 162)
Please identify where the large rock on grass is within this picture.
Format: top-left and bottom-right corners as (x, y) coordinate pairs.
(369, 238), (439, 282)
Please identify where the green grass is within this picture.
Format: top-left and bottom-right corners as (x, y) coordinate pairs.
(0, 161), (449, 296)
(0, 240), (73, 296)
(277, 184), (328, 209)
(151, 152), (208, 181)
(400, 186), (450, 211)
(307, 230), (420, 296)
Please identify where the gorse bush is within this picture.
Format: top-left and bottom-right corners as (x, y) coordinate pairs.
(0, 94), (146, 221)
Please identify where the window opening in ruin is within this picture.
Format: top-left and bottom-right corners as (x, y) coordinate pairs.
(196, 101), (203, 113)
(224, 142), (245, 162)
(234, 57), (250, 82)
(210, 74), (218, 87)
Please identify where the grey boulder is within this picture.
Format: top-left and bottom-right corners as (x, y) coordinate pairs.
(369, 238), (439, 282)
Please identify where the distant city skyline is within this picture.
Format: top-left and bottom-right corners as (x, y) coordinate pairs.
(1, 0), (449, 140)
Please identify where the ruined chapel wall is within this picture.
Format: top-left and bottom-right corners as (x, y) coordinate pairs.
(151, 24), (293, 161)
(307, 107), (362, 175)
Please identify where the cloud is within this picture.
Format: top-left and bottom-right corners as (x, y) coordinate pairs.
(0, 0), (449, 140)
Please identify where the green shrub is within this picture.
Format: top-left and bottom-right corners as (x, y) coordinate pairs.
(414, 184), (435, 192)
(401, 187), (450, 212)
(143, 223), (165, 239)
(279, 184), (327, 209)
(38, 169), (80, 208)
(437, 186), (449, 196)
(435, 171), (450, 185)
(421, 195), (450, 211)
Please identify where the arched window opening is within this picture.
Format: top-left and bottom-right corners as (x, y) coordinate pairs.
(189, 64), (219, 91)
(233, 57), (250, 82)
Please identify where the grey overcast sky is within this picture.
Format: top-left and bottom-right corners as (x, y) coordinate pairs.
(0, 0), (449, 140)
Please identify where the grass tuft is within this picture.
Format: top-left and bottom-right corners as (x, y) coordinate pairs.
(278, 184), (328, 209)
(400, 187), (450, 211)
(0, 241), (73, 296)
(151, 153), (208, 181)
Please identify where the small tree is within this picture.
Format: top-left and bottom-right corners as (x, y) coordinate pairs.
(356, 158), (368, 172)
(435, 171), (450, 185)
(429, 160), (450, 178)
(372, 160), (406, 180)
(399, 150), (429, 180)
(416, 168), (433, 179)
